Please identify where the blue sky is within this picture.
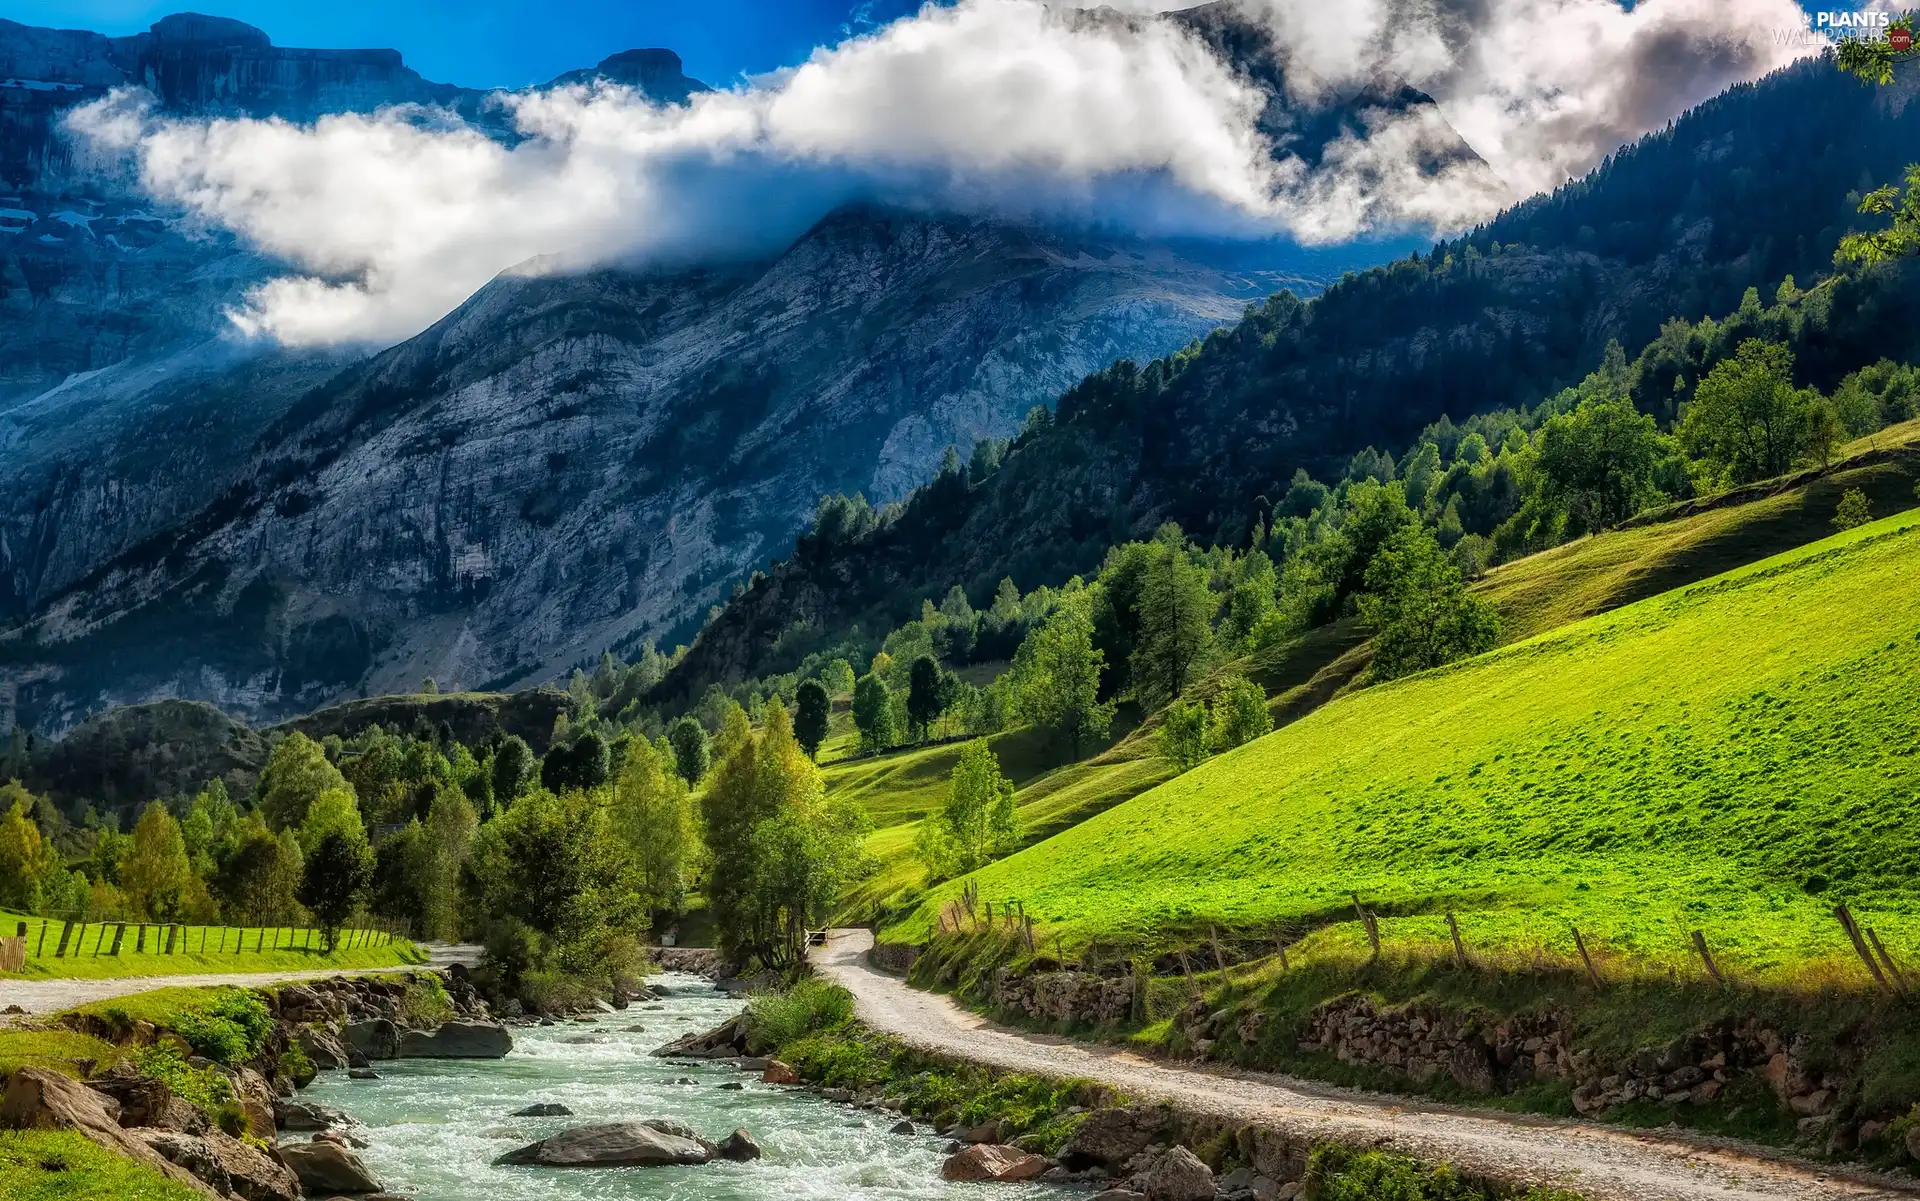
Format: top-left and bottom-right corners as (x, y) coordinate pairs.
(0, 0), (931, 89)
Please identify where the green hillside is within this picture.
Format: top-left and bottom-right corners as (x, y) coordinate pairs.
(885, 507), (1920, 981)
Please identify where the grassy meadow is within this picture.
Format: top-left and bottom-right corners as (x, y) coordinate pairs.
(883, 507), (1920, 984)
(0, 911), (425, 980)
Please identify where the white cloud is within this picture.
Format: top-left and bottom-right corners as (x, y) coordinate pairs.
(68, 0), (1822, 347)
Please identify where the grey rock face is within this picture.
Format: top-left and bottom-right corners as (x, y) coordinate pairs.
(494, 1121), (714, 1167)
(279, 1139), (383, 1194)
(343, 1019), (399, 1061)
(395, 1020), (513, 1059)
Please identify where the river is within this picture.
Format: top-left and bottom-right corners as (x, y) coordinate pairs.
(294, 972), (1064, 1201)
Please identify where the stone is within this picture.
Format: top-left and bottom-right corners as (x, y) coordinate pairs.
(1093, 1192), (1148, 1201)
(1789, 1089), (1833, 1117)
(495, 1122), (715, 1167)
(1859, 1118), (1888, 1145)
(1141, 1147), (1217, 1201)
(1059, 1105), (1174, 1171)
(735, 1056), (770, 1071)
(641, 1118), (719, 1157)
(718, 1081), (744, 1091)
(349, 1068), (381, 1080)
(963, 1121), (1002, 1144)
(139, 1128), (301, 1201)
(940, 1144), (1050, 1182)
(762, 1060), (801, 1085)
(276, 1101), (351, 1132)
(234, 1068), (278, 1140)
(890, 1119), (916, 1135)
(511, 1103), (573, 1117)
(717, 1128), (762, 1162)
(300, 1027), (355, 1071)
(89, 1063), (208, 1135)
(1903, 1121), (1920, 1162)
(343, 1019), (399, 1061)
(397, 1021), (514, 1059)
(280, 1139), (384, 1194)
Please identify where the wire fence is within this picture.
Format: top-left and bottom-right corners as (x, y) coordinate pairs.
(0, 914), (407, 973)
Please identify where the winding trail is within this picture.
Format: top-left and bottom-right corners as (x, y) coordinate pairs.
(0, 943), (482, 1014)
(815, 929), (1916, 1201)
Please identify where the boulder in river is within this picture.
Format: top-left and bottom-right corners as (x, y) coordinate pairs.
(280, 1139), (384, 1194)
(343, 1019), (398, 1061)
(397, 1021), (514, 1058)
(511, 1103), (573, 1117)
(301, 1027), (357, 1071)
(651, 1015), (746, 1059)
(1058, 1105), (1174, 1171)
(762, 1060), (800, 1085)
(275, 1101), (351, 1132)
(494, 1122), (714, 1167)
(717, 1128), (761, 1162)
(137, 1128), (301, 1201)
(941, 1144), (1050, 1182)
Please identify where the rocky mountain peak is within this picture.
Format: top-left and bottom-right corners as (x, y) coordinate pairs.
(544, 47), (709, 101)
(147, 13), (272, 49)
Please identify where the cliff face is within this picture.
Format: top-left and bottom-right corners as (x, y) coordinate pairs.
(0, 207), (1263, 731)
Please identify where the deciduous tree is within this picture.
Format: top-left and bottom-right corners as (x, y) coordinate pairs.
(794, 680), (830, 760)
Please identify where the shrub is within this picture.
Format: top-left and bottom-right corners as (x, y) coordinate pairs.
(173, 991), (271, 1066)
(396, 976), (453, 1028)
(130, 1044), (240, 1130)
(745, 980), (853, 1051)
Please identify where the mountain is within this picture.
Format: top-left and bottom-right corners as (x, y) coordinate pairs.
(655, 53), (1920, 703)
(0, 6), (1500, 733)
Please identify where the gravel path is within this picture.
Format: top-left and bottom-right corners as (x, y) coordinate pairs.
(0, 943), (482, 1014)
(816, 929), (1917, 1201)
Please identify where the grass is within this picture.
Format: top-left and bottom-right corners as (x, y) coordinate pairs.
(0, 911), (426, 980)
(884, 507), (1920, 983)
(0, 1029), (120, 1078)
(0, 1131), (205, 1201)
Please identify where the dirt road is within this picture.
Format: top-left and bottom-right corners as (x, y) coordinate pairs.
(815, 929), (1914, 1201)
(0, 943), (482, 1014)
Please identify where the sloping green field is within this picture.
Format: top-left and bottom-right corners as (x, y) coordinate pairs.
(885, 509), (1920, 980)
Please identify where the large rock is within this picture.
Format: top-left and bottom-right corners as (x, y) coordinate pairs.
(1141, 1147), (1217, 1201)
(762, 1060), (800, 1085)
(940, 1144), (1050, 1182)
(343, 1019), (399, 1060)
(137, 1128), (301, 1201)
(301, 1026), (357, 1070)
(717, 1128), (761, 1162)
(234, 1067), (278, 1140)
(397, 1021), (513, 1059)
(494, 1122), (715, 1167)
(280, 1139), (384, 1193)
(89, 1062), (209, 1134)
(0, 1067), (218, 1197)
(1059, 1105), (1174, 1171)
(652, 1015), (746, 1060)
(276, 1100), (351, 1132)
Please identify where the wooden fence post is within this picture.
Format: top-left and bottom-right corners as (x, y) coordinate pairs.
(1571, 926), (1603, 987)
(109, 924), (125, 956)
(1834, 905), (1894, 994)
(1866, 927), (1910, 995)
(1352, 894), (1381, 959)
(1691, 930), (1724, 985)
(1177, 948), (1199, 997)
(34, 922), (48, 958)
(1209, 925), (1227, 972)
(1445, 913), (1468, 968)
(54, 921), (72, 958)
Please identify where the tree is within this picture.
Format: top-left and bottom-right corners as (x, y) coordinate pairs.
(259, 732), (351, 831)
(299, 831), (374, 952)
(372, 820), (432, 929)
(914, 739), (1019, 879)
(851, 672), (899, 753)
(819, 659), (857, 698)
(1678, 340), (1816, 484)
(794, 680), (830, 760)
(1536, 395), (1666, 532)
(1835, 24), (1918, 264)
(217, 817), (301, 926)
(1013, 603), (1114, 760)
(1209, 675), (1273, 751)
(541, 731), (610, 794)
(1222, 551), (1277, 647)
(1157, 699), (1210, 771)
(298, 787), (367, 857)
(1132, 544), (1214, 705)
(119, 802), (195, 922)
(667, 716), (711, 785)
(1834, 487), (1872, 532)
(609, 736), (698, 919)
(0, 790), (60, 914)
(906, 655), (945, 741)
(1358, 526), (1500, 681)
(422, 786), (478, 940)
(701, 701), (868, 967)
(491, 735), (536, 809)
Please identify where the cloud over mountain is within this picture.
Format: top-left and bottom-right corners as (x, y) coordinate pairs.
(70, 0), (1814, 346)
